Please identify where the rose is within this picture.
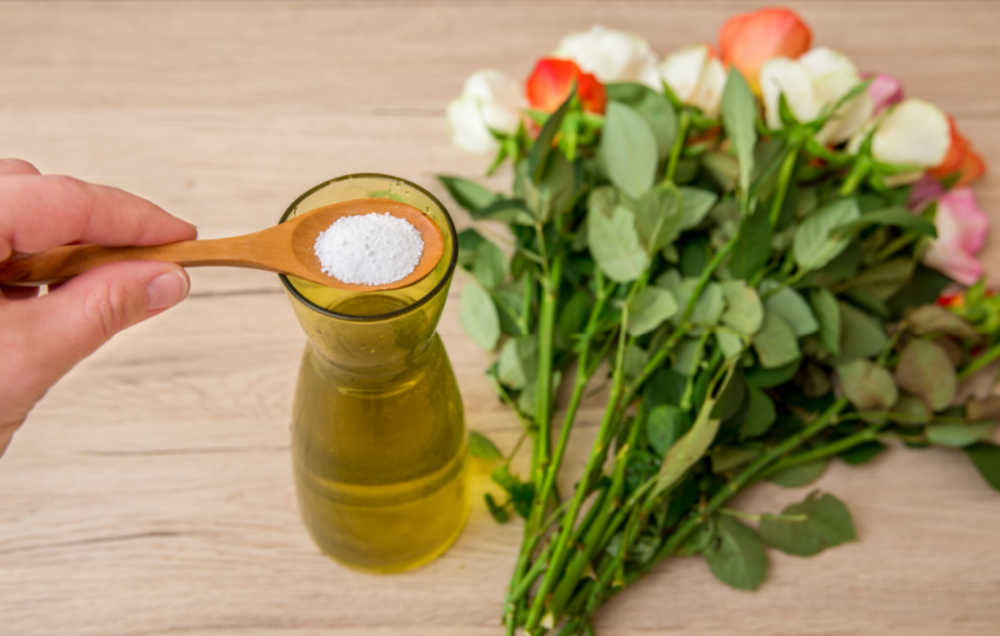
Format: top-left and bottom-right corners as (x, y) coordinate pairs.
(758, 47), (873, 144)
(525, 57), (606, 114)
(446, 70), (526, 154)
(645, 45), (726, 118)
(865, 72), (903, 113)
(552, 25), (658, 84)
(719, 6), (812, 93)
(929, 117), (987, 186)
(847, 98), (951, 184)
(922, 188), (989, 286)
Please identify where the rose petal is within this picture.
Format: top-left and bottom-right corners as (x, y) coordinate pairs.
(718, 7), (812, 92)
(690, 57), (727, 118)
(872, 99), (950, 167)
(865, 72), (903, 113)
(655, 45), (711, 102)
(939, 188), (989, 255)
(907, 174), (944, 213)
(553, 25), (658, 83)
(760, 58), (822, 129)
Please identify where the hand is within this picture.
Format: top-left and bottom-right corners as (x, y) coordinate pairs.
(0, 159), (197, 456)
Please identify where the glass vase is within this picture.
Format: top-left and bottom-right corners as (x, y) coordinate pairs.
(279, 173), (467, 573)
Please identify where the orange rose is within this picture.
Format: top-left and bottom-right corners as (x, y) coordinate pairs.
(525, 58), (606, 114)
(718, 7), (812, 92)
(929, 117), (986, 186)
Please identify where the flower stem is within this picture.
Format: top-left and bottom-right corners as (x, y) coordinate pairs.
(569, 398), (849, 620)
(760, 424), (882, 479)
(839, 157), (871, 197)
(769, 144), (801, 226)
(664, 110), (691, 183)
(959, 340), (1000, 380)
(523, 285), (635, 631)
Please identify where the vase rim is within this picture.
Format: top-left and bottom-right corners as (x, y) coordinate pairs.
(278, 172), (458, 323)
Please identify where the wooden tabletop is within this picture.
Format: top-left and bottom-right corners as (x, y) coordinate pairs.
(2, 2), (999, 634)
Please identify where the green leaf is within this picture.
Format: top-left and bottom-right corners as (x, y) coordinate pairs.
(634, 186), (682, 253)
(555, 288), (591, 351)
(834, 206), (936, 238)
(758, 491), (856, 556)
(587, 201), (649, 282)
(739, 387), (777, 440)
(844, 258), (915, 301)
(674, 279), (725, 326)
(529, 89), (573, 180)
(752, 312), (800, 368)
(475, 197), (535, 225)
(471, 238), (506, 289)
(728, 207), (772, 279)
(678, 187), (719, 229)
(762, 283), (818, 337)
(491, 465), (534, 519)
(837, 302), (888, 362)
(712, 446), (761, 473)
(646, 404), (691, 456)
(926, 422), (997, 448)
(836, 359), (898, 410)
(497, 336), (535, 390)
(711, 368), (747, 421)
(793, 199), (861, 271)
(599, 101), (657, 198)
(674, 338), (703, 376)
(468, 430), (503, 461)
(484, 493), (510, 523)
(652, 362), (737, 498)
(493, 283), (527, 337)
(906, 305), (980, 340)
(605, 82), (677, 159)
(769, 459), (829, 488)
(745, 360), (800, 388)
(438, 175), (497, 213)
(721, 68), (758, 195)
(894, 339), (957, 411)
(839, 441), (887, 466)
(456, 228), (485, 269)
(459, 282), (501, 350)
(721, 280), (764, 336)
(716, 330), (744, 359)
(809, 288), (841, 355)
(964, 443), (1000, 492)
(704, 516), (768, 590)
(627, 287), (678, 336)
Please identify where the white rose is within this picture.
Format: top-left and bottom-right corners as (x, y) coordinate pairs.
(446, 70), (526, 154)
(553, 25), (658, 83)
(645, 45), (726, 117)
(844, 98), (950, 185)
(759, 47), (873, 143)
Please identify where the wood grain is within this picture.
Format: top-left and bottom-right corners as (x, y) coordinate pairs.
(1, 2), (999, 635)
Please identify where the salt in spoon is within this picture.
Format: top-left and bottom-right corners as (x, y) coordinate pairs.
(0, 198), (445, 291)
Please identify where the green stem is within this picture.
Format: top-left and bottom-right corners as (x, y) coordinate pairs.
(524, 287), (635, 631)
(664, 110), (691, 183)
(839, 157), (871, 197)
(621, 235), (737, 404)
(534, 255), (563, 491)
(761, 424), (881, 478)
(769, 144), (801, 227)
(959, 340), (1000, 380)
(874, 234), (918, 262)
(570, 398), (849, 620)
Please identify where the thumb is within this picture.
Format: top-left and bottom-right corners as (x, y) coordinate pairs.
(14, 261), (190, 399)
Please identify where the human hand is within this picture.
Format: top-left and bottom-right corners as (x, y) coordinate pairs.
(0, 159), (197, 456)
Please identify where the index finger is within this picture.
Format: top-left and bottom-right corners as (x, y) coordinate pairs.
(0, 174), (197, 260)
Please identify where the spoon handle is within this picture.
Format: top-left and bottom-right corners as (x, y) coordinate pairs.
(0, 234), (282, 286)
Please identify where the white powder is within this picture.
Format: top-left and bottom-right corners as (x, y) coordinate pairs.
(313, 212), (424, 286)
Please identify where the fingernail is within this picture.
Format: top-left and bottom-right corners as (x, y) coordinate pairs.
(146, 269), (189, 311)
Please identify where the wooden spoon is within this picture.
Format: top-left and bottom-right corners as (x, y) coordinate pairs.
(0, 198), (445, 291)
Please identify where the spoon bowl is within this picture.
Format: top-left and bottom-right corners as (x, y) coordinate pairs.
(0, 197), (445, 290)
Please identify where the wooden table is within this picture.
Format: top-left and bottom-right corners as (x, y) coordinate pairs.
(2, 2), (999, 634)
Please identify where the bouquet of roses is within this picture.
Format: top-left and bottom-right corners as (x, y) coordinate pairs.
(440, 7), (994, 635)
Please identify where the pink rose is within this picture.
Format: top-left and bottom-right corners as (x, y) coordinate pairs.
(922, 188), (989, 285)
(907, 174), (943, 213)
(865, 72), (903, 114)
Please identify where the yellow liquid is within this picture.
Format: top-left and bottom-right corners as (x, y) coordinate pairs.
(291, 294), (467, 573)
